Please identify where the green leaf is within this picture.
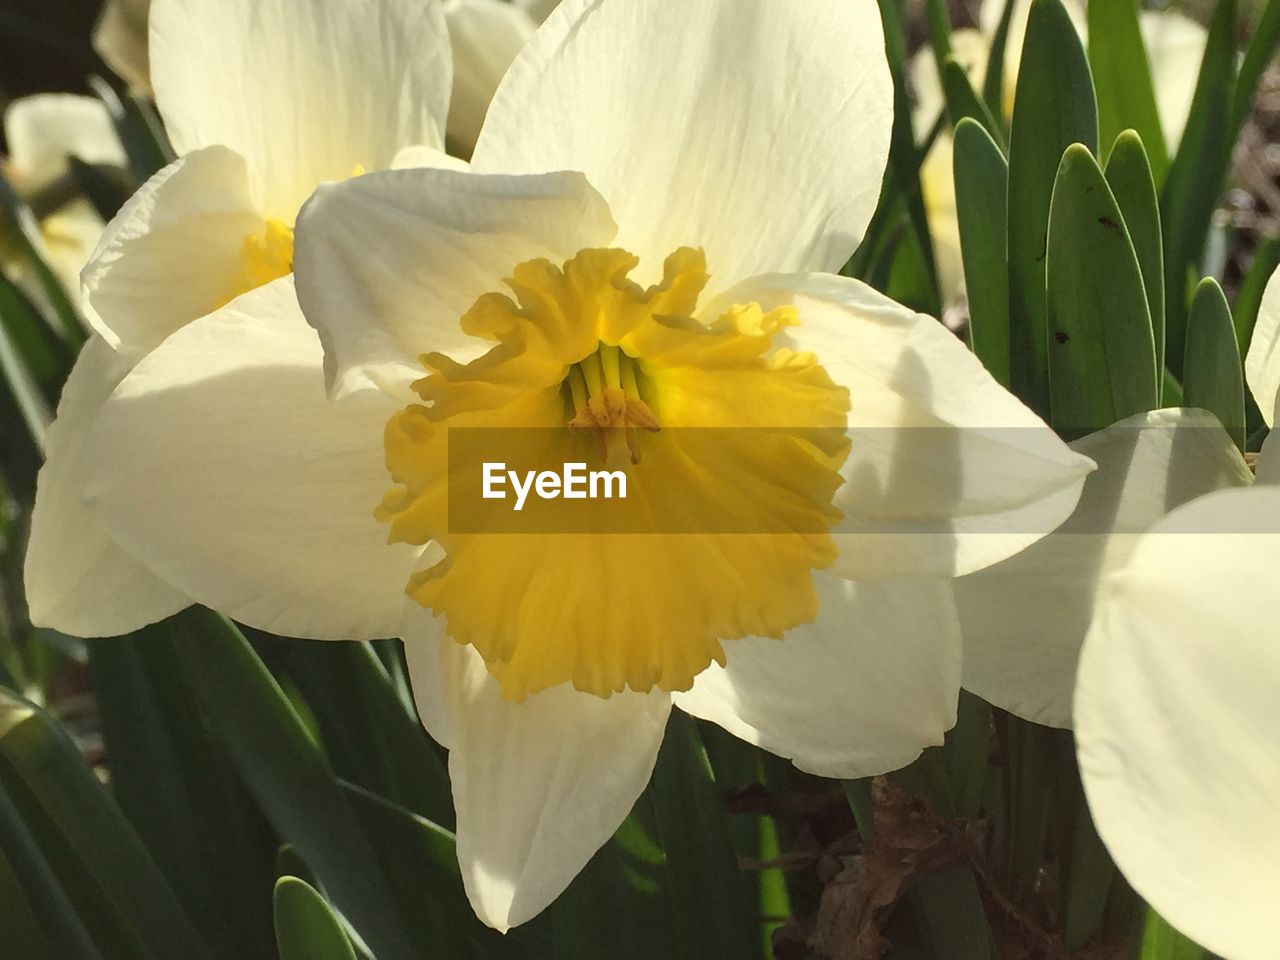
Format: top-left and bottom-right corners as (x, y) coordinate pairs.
(1087, 0), (1169, 186)
(1160, 0), (1237, 377)
(650, 712), (760, 960)
(0, 175), (87, 349)
(1006, 0), (1098, 418)
(0, 277), (54, 452)
(91, 628), (276, 959)
(1060, 783), (1114, 950)
(0, 780), (96, 959)
(924, 0), (953, 64)
(170, 608), (422, 960)
(553, 800), (673, 960)
(0, 688), (213, 960)
(0, 270), (75, 396)
(0, 821), (50, 959)
(1139, 909), (1205, 960)
(1230, 0), (1280, 141)
(89, 77), (175, 182)
(854, 0), (939, 314)
(271, 637), (453, 828)
(1104, 131), (1166, 387)
(953, 118), (1011, 385)
(1183, 278), (1246, 449)
(982, 0), (1016, 124)
(942, 59), (1004, 149)
(1046, 144), (1158, 437)
(340, 779), (552, 959)
(274, 877), (357, 960)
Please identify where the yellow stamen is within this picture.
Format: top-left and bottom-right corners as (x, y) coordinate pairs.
(378, 246), (850, 701)
(215, 218), (294, 308)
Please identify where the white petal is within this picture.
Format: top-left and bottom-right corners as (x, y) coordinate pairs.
(1075, 486), (1280, 960)
(293, 167), (616, 396)
(472, 0), (892, 290)
(676, 572), (960, 779)
(443, 0), (535, 157)
(149, 0), (452, 217)
(84, 278), (420, 640)
(403, 629), (670, 931)
(1246, 265), (1280, 428)
(25, 337), (188, 637)
(957, 408), (1252, 728)
(94, 0), (152, 94)
(81, 146), (262, 356)
(4, 95), (125, 189)
(1140, 10), (1207, 152)
(707, 272), (1095, 579)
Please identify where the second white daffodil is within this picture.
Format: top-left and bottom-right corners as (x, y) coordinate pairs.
(24, 0), (455, 637)
(78, 0), (1092, 930)
(1071, 268), (1280, 960)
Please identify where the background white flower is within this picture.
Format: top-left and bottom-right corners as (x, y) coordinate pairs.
(1073, 266), (1280, 960)
(24, 0), (453, 637)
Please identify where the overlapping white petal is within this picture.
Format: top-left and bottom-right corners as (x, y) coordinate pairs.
(957, 409), (1252, 728)
(294, 167), (616, 396)
(85, 278), (420, 640)
(25, 337), (188, 637)
(472, 0), (892, 293)
(149, 0), (452, 217)
(704, 272), (1094, 579)
(403, 624), (670, 932)
(1076, 486), (1280, 960)
(676, 573), (960, 779)
(81, 145), (261, 356)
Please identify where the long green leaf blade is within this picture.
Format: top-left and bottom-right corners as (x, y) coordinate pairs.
(1006, 0), (1099, 417)
(1046, 144), (1158, 437)
(650, 712), (760, 960)
(274, 877), (357, 960)
(1139, 909), (1205, 960)
(1160, 0), (1237, 377)
(1104, 131), (1166, 387)
(1088, 0), (1169, 186)
(0, 779), (99, 960)
(0, 689), (213, 960)
(1183, 277), (1246, 449)
(171, 608), (421, 960)
(954, 118), (1011, 385)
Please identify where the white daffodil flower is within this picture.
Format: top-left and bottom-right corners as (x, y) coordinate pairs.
(23, 0), (453, 637)
(913, 0), (1207, 306)
(78, 0), (1094, 929)
(2, 95), (126, 307)
(1072, 269), (1280, 960)
(958, 265), (1280, 728)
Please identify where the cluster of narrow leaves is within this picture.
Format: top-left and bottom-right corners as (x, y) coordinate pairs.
(0, 0), (1278, 958)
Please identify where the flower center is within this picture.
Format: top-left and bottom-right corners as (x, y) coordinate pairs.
(564, 344), (661, 465)
(379, 247), (850, 700)
(216, 217), (294, 308)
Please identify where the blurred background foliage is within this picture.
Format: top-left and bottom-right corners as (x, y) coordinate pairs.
(0, 1), (1274, 959)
